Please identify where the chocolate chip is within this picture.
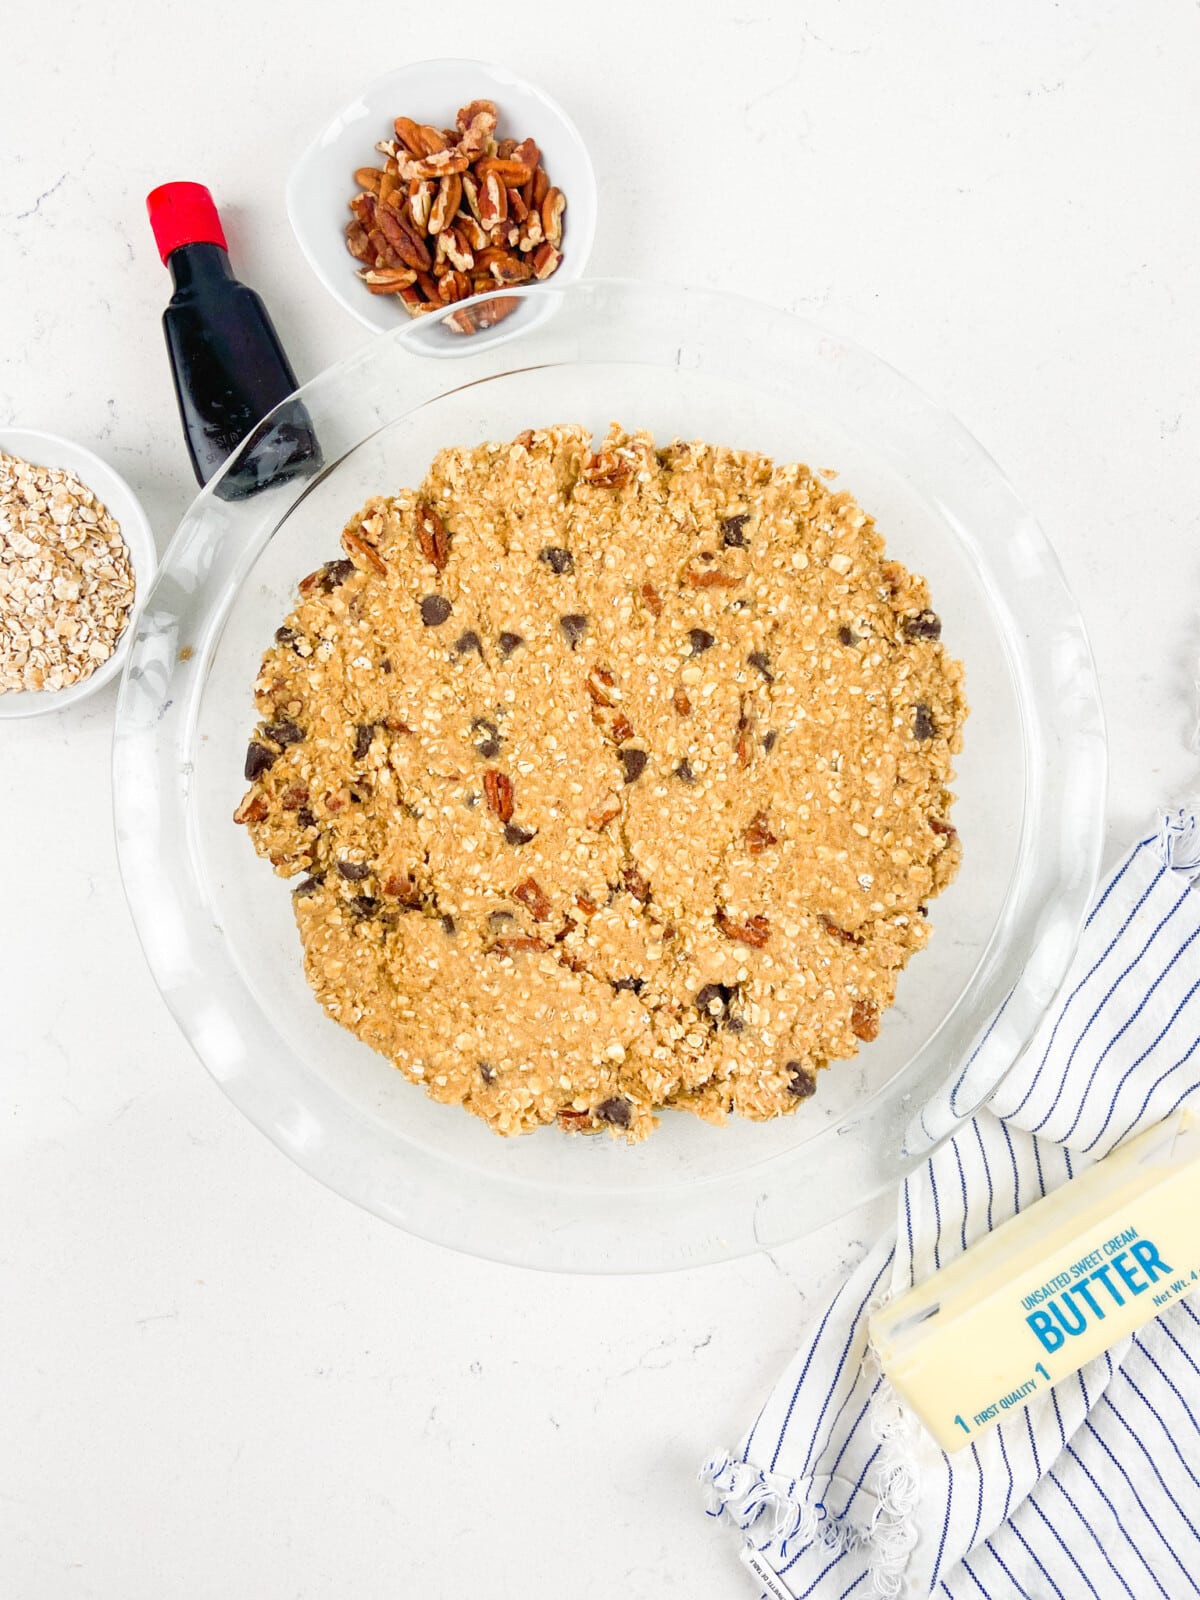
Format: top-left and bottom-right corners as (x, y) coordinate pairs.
(464, 792), (480, 809)
(726, 1016), (746, 1033)
(244, 741), (277, 780)
(688, 628), (716, 654)
(349, 895), (379, 917)
(913, 702), (936, 741)
(472, 718), (502, 760)
(674, 758), (696, 784)
(560, 613), (588, 649)
(747, 650), (774, 683)
(479, 1061), (497, 1084)
(597, 1096), (632, 1128)
(612, 977), (644, 993)
(454, 630), (484, 658)
(721, 513), (749, 547)
(618, 747), (648, 784)
(294, 876), (322, 897)
(265, 720), (305, 748)
(296, 807), (316, 830)
(504, 823), (535, 846)
(441, 914), (456, 936)
(353, 723), (375, 761)
(420, 594), (453, 627)
(497, 631), (524, 658)
(762, 730), (778, 753)
(337, 860), (371, 881)
(697, 982), (736, 1020)
(786, 1062), (817, 1099)
(488, 910), (514, 929)
(381, 658), (393, 674)
(323, 559), (355, 589)
(539, 546), (575, 575)
(903, 610), (942, 641)
(838, 626), (858, 646)
(274, 625), (298, 647)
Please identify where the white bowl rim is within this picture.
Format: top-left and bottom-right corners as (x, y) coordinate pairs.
(0, 426), (157, 719)
(285, 56), (599, 336)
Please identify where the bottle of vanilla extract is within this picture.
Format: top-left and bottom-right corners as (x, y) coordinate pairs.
(147, 181), (319, 500)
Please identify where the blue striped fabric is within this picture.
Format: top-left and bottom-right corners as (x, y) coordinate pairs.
(701, 809), (1200, 1598)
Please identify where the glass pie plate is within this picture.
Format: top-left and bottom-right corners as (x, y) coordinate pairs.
(113, 279), (1106, 1273)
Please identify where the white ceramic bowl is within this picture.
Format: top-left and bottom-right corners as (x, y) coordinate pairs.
(0, 429), (156, 720)
(286, 59), (598, 345)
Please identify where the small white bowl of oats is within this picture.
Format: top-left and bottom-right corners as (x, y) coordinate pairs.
(0, 429), (156, 720)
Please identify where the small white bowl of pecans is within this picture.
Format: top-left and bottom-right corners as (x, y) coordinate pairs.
(286, 59), (597, 345)
(0, 429), (156, 720)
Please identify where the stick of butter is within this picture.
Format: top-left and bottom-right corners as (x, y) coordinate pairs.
(869, 1108), (1200, 1453)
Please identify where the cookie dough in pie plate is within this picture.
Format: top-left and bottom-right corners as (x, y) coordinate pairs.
(114, 280), (1106, 1272)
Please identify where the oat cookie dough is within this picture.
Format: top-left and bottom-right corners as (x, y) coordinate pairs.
(237, 425), (967, 1141)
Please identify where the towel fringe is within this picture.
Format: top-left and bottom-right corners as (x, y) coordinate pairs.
(700, 1442), (908, 1586)
(865, 1390), (923, 1595)
(1157, 805), (1200, 875)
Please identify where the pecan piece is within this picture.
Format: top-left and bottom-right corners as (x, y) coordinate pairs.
(587, 794), (621, 832)
(672, 687), (692, 716)
(353, 166), (383, 194)
(640, 582), (663, 617)
(622, 864), (650, 904)
(493, 933), (549, 956)
(233, 790), (269, 825)
(715, 909), (771, 948)
(610, 713), (635, 745)
(819, 914), (861, 946)
(581, 449), (632, 488)
(477, 168), (507, 227)
(429, 173), (462, 235)
(359, 267), (417, 295)
(345, 222), (372, 262)
(393, 117), (445, 157)
(378, 204), (432, 272)
(586, 665), (617, 707)
(557, 1107), (593, 1132)
(745, 810), (778, 855)
(342, 527), (388, 577)
(478, 156), (535, 187)
(851, 999), (880, 1043)
(686, 568), (741, 589)
(407, 178), (436, 232)
(541, 187), (565, 247)
(415, 503), (450, 571)
(513, 877), (553, 920)
(531, 242), (561, 280)
(483, 768), (515, 823)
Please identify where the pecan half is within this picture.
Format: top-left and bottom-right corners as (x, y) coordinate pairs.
(342, 528), (388, 577)
(415, 503), (450, 571)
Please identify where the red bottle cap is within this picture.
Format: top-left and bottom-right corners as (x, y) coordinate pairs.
(146, 181), (228, 263)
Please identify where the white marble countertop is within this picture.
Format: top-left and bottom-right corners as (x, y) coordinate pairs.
(3, 3), (1198, 1595)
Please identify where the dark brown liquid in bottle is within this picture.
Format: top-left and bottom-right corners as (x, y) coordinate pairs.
(161, 242), (320, 500)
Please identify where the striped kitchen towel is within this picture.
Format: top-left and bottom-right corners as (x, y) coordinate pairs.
(701, 807), (1200, 1599)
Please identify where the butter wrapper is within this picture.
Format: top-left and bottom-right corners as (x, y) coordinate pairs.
(869, 1109), (1200, 1453)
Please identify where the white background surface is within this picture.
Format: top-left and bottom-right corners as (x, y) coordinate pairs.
(3, 4), (1199, 1596)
